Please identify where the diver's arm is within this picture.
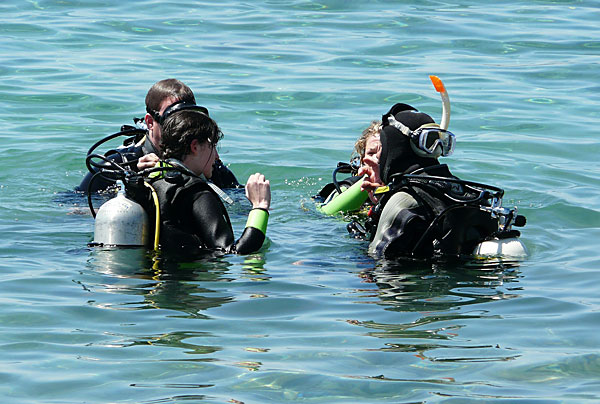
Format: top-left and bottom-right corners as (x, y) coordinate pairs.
(235, 173), (270, 254)
(319, 176), (369, 215)
(235, 209), (268, 254)
(368, 191), (423, 257)
(189, 191), (267, 254)
(189, 191), (236, 251)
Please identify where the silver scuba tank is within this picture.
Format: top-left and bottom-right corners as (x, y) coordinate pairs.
(473, 205), (528, 260)
(93, 180), (149, 247)
(473, 237), (529, 260)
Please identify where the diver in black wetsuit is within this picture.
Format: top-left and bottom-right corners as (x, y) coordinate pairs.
(76, 78), (240, 194)
(317, 101), (525, 260)
(363, 103), (522, 259)
(136, 108), (270, 255)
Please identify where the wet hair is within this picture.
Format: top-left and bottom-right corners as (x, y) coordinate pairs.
(160, 110), (223, 160)
(352, 120), (382, 163)
(145, 79), (196, 120)
(379, 103), (439, 183)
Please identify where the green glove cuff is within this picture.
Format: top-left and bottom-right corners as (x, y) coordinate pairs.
(320, 177), (368, 215)
(246, 208), (269, 234)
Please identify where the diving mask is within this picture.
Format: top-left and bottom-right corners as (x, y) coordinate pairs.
(387, 115), (455, 158)
(155, 102), (209, 125)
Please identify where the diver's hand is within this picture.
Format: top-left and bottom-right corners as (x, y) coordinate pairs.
(137, 153), (160, 170)
(358, 164), (383, 193)
(245, 173), (271, 210)
(358, 155), (383, 203)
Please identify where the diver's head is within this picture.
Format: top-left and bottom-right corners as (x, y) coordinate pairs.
(144, 79), (198, 150)
(161, 109), (223, 178)
(352, 120), (382, 164)
(145, 79), (196, 120)
(379, 103), (448, 183)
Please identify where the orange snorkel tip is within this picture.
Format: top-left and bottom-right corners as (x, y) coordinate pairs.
(429, 75), (446, 93)
(429, 75), (450, 130)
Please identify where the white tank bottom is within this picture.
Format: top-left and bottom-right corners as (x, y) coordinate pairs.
(473, 237), (528, 259)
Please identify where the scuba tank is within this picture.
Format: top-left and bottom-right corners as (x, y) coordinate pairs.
(473, 237), (528, 259)
(93, 180), (150, 247)
(472, 206), (528, 259)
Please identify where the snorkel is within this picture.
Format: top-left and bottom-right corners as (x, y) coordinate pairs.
(429, 75), (450, 130)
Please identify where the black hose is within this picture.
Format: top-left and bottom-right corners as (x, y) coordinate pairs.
(332, 162), (353, 195)
(87, 171), (108, 218)
(86, 153), (127, 174)
(332, 166), (344, 195)
(400, 173), (505, 197)
(86, 128), (146, 157)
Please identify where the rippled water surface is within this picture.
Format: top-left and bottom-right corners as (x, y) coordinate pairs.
(1, 1), (599, 403)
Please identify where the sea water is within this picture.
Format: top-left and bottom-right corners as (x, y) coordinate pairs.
(1, 1), (599, 403)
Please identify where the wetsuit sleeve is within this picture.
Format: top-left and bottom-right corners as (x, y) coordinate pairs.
(188, 190), (265, 254)
(236, 209), (268, 254)
(235, 226), (266, 255)
(319, 177), (368, 215)
(368, 191), (426, 258)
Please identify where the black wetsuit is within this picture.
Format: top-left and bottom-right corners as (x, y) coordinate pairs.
(76, 135), (240, 193)
(143, 170), (264, 255)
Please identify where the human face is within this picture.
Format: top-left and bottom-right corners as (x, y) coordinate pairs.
(145, 96), (178, 151)
(184, 138), (219, 178)
(362, 133), (381, 169)
(359, 133), (383, 198)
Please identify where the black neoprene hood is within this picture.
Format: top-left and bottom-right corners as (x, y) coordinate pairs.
(379, 103), (439, 184)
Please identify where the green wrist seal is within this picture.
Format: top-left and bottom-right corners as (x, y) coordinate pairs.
(246, 208), (269, 234)
(320, 177), (368, 215)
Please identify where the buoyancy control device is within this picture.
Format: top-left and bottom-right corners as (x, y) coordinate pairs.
(354, 166), (527, 260)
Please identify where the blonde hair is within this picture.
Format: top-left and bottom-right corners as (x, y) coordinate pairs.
(352, 120), (381, 163)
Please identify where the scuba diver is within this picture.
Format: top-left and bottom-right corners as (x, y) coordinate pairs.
(92, 105), (270, 255)
(76, 78), (240, 194)
(317, 76), (527, 260)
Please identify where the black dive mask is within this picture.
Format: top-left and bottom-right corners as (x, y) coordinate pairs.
(155, 102), (209, 125)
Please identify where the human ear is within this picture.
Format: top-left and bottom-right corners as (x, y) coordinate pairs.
(190, 138), (200, 154)
(145, 113), (154, 129)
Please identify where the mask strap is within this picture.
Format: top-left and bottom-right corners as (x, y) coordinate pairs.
(386, 115), (412, 136)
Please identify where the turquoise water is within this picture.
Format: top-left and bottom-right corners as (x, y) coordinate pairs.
(1, 0), (600, 402)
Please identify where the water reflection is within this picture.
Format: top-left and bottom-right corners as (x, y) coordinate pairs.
(84, 247), (274, 316)
(360, 259), (522, 310)
(82, 247), (269, 368)
(351, 258), (523, 363)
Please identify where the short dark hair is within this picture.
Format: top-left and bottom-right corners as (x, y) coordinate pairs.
(160, 110), (223, 160)
(145, 79), (196, 119)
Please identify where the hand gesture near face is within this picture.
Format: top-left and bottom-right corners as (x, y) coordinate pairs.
(358, 135), (383, 203)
